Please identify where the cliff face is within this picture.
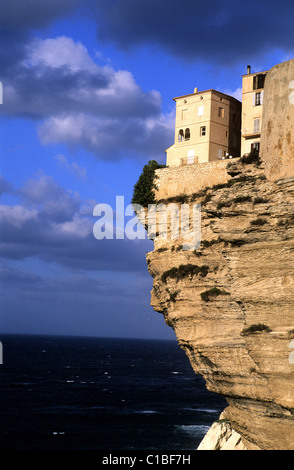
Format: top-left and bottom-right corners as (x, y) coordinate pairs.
(145, 160), (294, 450)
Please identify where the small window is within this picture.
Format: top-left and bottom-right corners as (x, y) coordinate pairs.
(184, 128), (190, 140)
(200, 126), (206, 136)
(253, 74), (265, 90)
(218, 107), (224, 118)
(198, 105), (204, 116)
(254, 119), (260, 133)
(182, 109), (188, 120)
(178, 129), (184, 142)
(255, 92), (261, 106)
(251, 142), (260, 152)
(217, 149), (223, 159)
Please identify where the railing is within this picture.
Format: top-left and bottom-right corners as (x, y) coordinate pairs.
(180, 156), (199, 166)
(242, 129), (261, 138)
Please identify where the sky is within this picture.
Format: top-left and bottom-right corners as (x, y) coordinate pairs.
(0, 0), (294, 340)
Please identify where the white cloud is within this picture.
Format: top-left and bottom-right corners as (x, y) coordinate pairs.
(0, 174), (152, 273)
(54, 154), (87, 180)
(54, 214), (93, 239)
(222, 87), (243, 102)
(24, 36), (97, 72)
(2, 35), (174, 160)
(0, 205), (38, 227)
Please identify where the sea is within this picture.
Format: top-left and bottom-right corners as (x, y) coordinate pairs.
(0, 334), (227, 451)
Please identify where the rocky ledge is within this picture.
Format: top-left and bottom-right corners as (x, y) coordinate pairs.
(144, 159), (294, 450)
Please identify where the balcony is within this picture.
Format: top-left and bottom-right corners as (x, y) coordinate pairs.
(180, 156), (199, 166)
(242, 129), (261, 139)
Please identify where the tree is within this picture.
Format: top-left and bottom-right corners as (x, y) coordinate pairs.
(131, 160), (166, 208)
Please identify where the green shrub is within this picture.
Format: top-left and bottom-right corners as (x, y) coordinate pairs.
(217, 200), (231, 209)
(241, 324), (271, 336)
(191, 190), (206, 199)
(170, 194), (190, 204)
(156, 194), (190, 205)
(201, 238), (221, 248)
(228, 238), (247, 247)
(250, 218), (267, 226)
(233, 195), (252, 203)
(132, 160), (166, 208)
(156, 247), (168, 253)
(200, 287), (230, 302)
(253, 197), (268, 204)
(161, 264), (209, 283)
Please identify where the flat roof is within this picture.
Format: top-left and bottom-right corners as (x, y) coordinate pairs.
(241, 70), (268, 77)
(173, 88), (241, 103)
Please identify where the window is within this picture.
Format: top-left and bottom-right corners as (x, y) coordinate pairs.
(251, 142), (260, 153)
(184, 128), (190, 140)
(254, 119), (260, 133)
(198, 105), (204, 116)
(255, 92), (261, 106)
(253, 74), (265, 90)
(178, 129), (184, 142)
(217, 149), (223, 159)
(182, 109), (188, 120)
(218, 107), (224, 118)
(200, 126), (206, 136)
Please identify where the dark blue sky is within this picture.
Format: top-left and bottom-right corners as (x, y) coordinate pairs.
(0, 0), (293, 339)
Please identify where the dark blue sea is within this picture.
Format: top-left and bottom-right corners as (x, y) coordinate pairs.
(0, 334), (226, 451)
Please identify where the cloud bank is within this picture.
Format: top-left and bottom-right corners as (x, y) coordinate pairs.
(92, 0), (294, 64)
(1, 34), (173, 161)
(0, 174), (152, 272)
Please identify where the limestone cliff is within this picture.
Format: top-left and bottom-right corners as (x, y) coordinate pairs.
(143, 159), (294, 450)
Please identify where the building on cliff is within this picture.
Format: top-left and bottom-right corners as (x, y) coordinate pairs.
(241, 65), (268, 156)
(165, 65), (270, 168)
(165, 88), (242, 167)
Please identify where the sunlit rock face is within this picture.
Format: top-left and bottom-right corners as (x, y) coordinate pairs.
(143, 158), (294, 450)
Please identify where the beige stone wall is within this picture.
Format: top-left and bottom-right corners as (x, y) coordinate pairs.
(154, 159), (231, 200)
(260, 59), (294, 181)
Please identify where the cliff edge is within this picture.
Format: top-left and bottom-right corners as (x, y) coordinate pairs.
(143, 158), (294, 450)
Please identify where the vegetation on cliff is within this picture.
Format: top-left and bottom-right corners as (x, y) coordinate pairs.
(161, 264), (209, 283)
(132, 160), (166, 207)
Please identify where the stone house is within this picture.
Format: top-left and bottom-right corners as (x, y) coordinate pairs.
(165, 88), (241, 167)
(241, 65), (268, 156)
(165, 65), (270, 167)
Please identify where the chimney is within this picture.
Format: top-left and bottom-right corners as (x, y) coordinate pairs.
(194, 87), (198, 93)
(247, 65), (251, 75)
